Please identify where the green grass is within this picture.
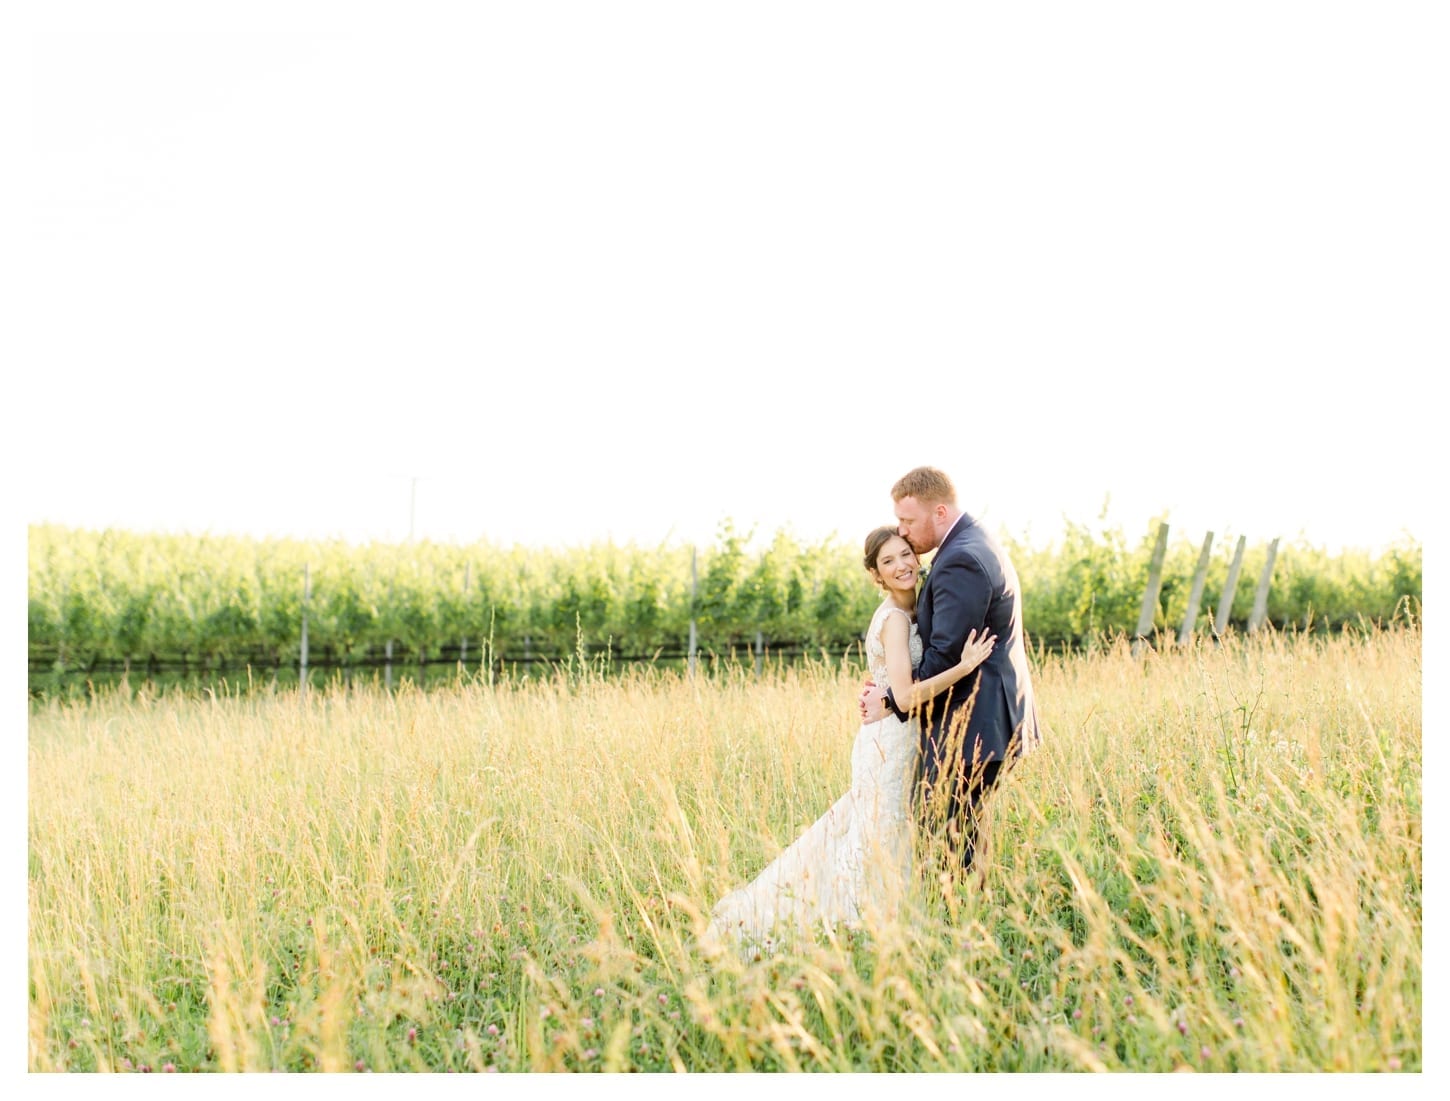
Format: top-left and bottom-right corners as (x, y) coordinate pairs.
(28, 624), (1420, 1071)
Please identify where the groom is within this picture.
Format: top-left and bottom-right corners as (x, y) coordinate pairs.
(860, 466), (1042, 875)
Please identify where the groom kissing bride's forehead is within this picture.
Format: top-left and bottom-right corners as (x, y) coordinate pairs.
(879, 465), (1042, 873)
(703, 464), (1043, 946)
(890, 466), (961, 560)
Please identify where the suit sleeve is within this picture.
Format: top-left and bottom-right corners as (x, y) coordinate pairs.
(913, 553), (991, 681)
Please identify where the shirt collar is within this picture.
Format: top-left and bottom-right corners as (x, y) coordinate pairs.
(941, 511), (971, 546)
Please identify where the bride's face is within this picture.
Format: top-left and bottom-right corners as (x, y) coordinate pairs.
(871, 536), (920, 594)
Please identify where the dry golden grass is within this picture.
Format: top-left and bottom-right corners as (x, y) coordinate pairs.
(28, 625), (1420, 1071)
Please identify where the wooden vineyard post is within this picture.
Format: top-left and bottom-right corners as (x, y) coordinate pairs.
(688, 547), (698, 678)
(385, 573), (396, 690)
(1177, 532), (1215, 645)
(1213, 535), (1247, 638)
(300, 562), (311, 696)
(460, 562), (471, 669)
(1132, 522), (1170, 657)
(56, 574), (67, 676)
(1248, 538), (1280, 634)
(755, 630), (764, 677)
(419, 558), (429, 684)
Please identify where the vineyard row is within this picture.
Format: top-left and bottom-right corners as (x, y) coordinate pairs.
(28, 522), (1423, 676)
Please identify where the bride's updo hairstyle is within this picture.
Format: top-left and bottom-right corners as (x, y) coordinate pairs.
(863, 526), (903, 575)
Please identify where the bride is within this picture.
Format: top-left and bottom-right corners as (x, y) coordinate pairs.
(705, 526), (996, 945)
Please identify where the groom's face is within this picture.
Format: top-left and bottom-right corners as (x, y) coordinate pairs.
(894, 496), (940, 557)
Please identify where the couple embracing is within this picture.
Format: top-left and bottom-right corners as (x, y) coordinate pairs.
(706, 466), (1042, 944)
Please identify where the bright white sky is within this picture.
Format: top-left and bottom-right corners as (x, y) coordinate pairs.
(10, 2), (1442, 556)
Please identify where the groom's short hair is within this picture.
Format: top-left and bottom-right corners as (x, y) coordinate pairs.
(892, 467), (956, 506)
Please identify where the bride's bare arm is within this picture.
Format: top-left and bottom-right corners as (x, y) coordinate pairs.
(880, 612), (995, 713)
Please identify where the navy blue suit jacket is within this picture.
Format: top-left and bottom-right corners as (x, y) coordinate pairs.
(888, 512), (1041, 766)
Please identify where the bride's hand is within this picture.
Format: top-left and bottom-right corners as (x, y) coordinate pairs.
(960, 628), (996, 671)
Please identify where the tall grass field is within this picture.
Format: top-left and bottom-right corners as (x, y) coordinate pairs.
(28, 624), (1421, 1072)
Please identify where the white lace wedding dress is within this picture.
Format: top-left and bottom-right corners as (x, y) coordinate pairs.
(705, 601), (921, 944)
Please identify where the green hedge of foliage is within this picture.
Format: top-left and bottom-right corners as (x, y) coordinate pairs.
(28, 520), (1421, 671)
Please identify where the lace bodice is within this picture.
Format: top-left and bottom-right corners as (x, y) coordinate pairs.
(864, 601), (921, 692)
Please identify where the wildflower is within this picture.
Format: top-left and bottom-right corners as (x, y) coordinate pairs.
(487, 1024), (500, 1036)
(582, 1048), (598, 1060)
(1233, 1017), (1245, 1030)
(1177, 1021), (1188, 1036)
(355, 1060), (366, 1072)
(1200, 1046), (1211, 1060)
(1389, 1058), (1402, 1071)
(1072, 1009), (1083, 1020)
(407, 1028), (417, 1043)
(593, 988), (605, 998)
(163, 1063), (176, 1073)
(1123, 995), (1134, 1007)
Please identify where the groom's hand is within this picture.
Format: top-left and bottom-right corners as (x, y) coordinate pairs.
(859, 682), (889, 723)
